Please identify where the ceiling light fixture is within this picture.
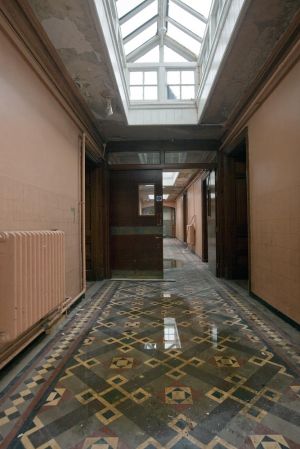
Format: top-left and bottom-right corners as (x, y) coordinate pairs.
(105, 97), (113, 116)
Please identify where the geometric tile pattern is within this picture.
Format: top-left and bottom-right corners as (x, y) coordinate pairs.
(165, 386), (193, 404)
(0, 239), (299, 449)
(250, 435), (290, 449)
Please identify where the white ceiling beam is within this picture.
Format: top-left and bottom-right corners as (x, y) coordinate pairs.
(123, 15), (158, 43)
(167, 17), (203, 43)
(119, 0), (155, 25)
(164, 35), (196, 61)
(171, 0), (208, 24)
(126, 35), (160, 62)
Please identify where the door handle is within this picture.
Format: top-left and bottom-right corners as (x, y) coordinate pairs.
(154, 236), (161, 239)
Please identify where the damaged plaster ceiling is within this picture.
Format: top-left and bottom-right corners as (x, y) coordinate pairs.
(28, 0), (300, 142)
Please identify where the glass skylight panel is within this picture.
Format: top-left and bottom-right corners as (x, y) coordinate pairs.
(144, 71), (157, 84)
(167, 85), (180, 99)
(164, 47), (188, 62)
(180, 0), (213, 18)
(163, 172), (179, 186)
(129, 70), (158, 100)
(167, 23), (201, 55)
(135, 46), (160, 62)
(169, 2), (206, 37)
(130, 86), (143, 100)
(116, 0), (143, 19)
(167, 71), (180, 84)
(120, 1), (157, 38)
(181, 71), (194, 84)
(181, 85), (195, 99)
(123, 23), (157, 55)
(167, 70), (195, 100)
(144, 86), (157, 99)
(130, 71), (143, 85)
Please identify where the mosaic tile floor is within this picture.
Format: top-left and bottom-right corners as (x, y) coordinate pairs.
(1, 239), (300, 449)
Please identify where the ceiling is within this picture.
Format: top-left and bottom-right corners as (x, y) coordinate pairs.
(27, 0), (300, 143)
(163, 168), (199, 201)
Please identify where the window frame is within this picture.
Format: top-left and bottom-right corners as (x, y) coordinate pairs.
(129, 69), (158, 101)
(166, 69), (196, 100)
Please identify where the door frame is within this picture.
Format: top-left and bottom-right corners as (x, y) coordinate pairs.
(85, 158), (110, 280)
(109, 169), (163, 278)
(217, 128), (251, 288)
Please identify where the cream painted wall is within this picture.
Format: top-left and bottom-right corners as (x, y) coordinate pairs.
(176, 177), (203, 259)
(248, 61), (300, 323)
(175, 196), (184, 242)
(0, 28), (82, 300)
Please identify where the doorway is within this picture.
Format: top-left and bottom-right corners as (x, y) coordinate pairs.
(85, 158), (109, 281)
(222, 138), (249, 285)
(110, 170), (163, 279)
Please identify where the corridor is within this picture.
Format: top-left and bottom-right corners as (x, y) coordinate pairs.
(1, 240), (299, 449)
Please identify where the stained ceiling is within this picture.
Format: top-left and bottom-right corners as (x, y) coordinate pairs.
(28, 0), (300, 143)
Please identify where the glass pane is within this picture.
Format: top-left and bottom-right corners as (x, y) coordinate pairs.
(169, 2), (206, 37)
(167, 71), (180, 84)
(139, 184), (155, 216)
(130, 86), (143, 100)
(180, 0), (213, 18)
(108, 152), (161, 164)
(181, 85), (195, 99)
(144, 71), (157, 84)
(116, 0), (144, 18)
(144, 86), (158, 100)
(167, 23), (201, 55)
(165, 151), (217, 163)
(130, 71), (143, 85)
(164, 46), (188, 62)
(181, 71), (195, 84)
(123, 23), (157, 55)
(135, 46), (160, 63)
(120, 1), (157, 37)
(167, 85), (180, 99)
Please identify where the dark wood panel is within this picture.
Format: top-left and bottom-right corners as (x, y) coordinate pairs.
(85, 159), (109, 281)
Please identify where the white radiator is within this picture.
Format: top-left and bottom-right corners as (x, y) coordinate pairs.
(0, 230), (65, 347)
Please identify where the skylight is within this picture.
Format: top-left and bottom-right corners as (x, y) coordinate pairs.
(163, 172), (179, 186)
(120, 1), (158, 38)
(116, 0), (211, 63)
(99, 0), (248, 123)
(149, 194), (169, 200)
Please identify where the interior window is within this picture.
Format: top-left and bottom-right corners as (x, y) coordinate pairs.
(138, 184), (155, 216)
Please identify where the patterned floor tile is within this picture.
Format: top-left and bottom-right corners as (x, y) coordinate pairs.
(0, 240), (299, 449)
(165, 387), (193, 404)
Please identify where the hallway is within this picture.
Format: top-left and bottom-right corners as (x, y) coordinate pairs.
(1, 239), (299, 449)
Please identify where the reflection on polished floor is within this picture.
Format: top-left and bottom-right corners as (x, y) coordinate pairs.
(1, 239), (300, 449)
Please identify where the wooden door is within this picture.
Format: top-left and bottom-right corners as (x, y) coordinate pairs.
(110, 170), (163, 278)
(222, 143), (249, 280)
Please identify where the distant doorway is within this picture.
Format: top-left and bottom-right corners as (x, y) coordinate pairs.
(223, 138), (249, 284)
